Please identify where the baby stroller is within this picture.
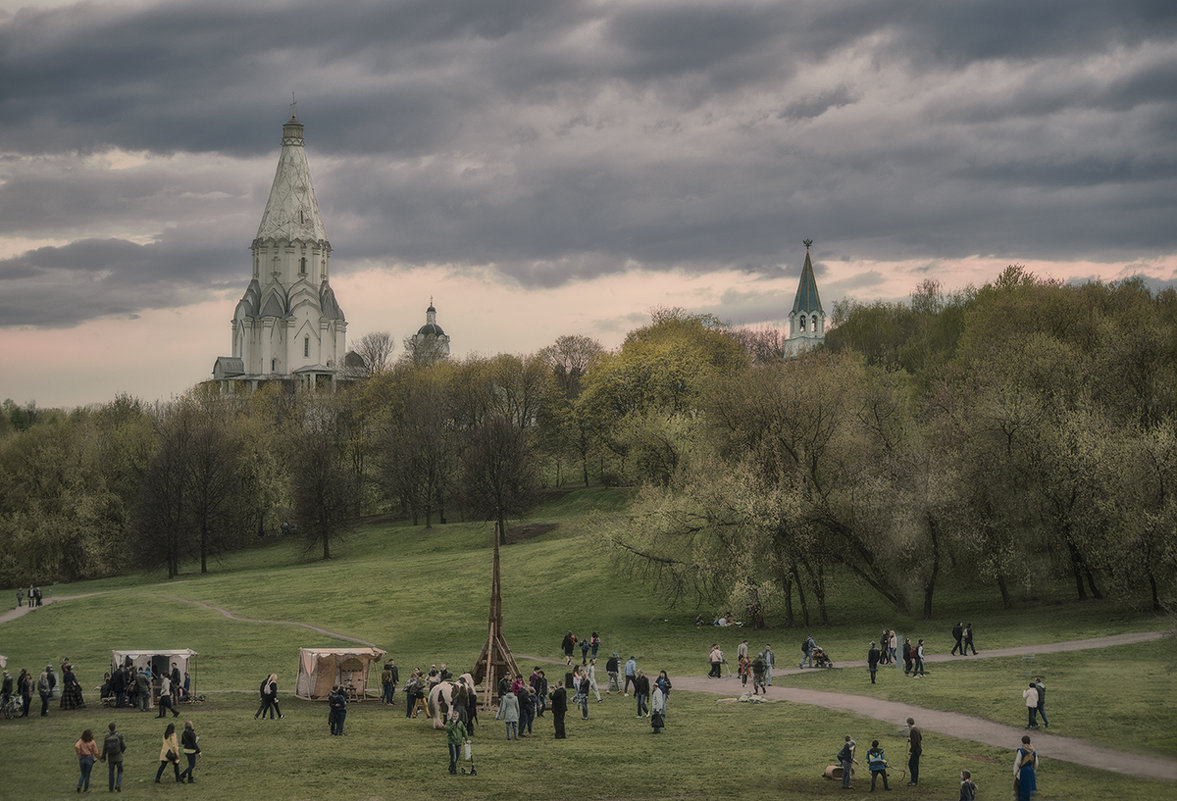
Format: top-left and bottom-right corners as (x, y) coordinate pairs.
(811, 646), (834, 669)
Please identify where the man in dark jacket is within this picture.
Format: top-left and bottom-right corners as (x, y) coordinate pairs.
(550, 680), (567, 739)
(951, 622), (964, 656)
(906, 717), (922, 786)
(867, 642), (881, 684)
(101, 722), (127, 792)
(634, 670), (651, 717)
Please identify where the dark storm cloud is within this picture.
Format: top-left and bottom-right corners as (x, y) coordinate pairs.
(1, 0), (1175, 328)
(0, 236), (239, 327)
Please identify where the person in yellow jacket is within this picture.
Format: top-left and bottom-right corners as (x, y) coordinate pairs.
(154, 722), (181, 783)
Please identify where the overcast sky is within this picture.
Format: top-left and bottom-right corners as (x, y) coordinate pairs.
(2, 0), (1175, 407)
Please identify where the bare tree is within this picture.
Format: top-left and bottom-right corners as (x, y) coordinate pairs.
(352, 332), (396, 375)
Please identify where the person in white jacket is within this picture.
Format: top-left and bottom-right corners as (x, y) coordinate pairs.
(495, 690), (520, 740)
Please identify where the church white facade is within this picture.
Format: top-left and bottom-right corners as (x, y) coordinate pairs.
(213, 115), (347, 390)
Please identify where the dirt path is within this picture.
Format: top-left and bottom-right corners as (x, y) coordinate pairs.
(522, 631), (1177, 783)
(159, 595), (380, 648)
(0, 592), (106, 626)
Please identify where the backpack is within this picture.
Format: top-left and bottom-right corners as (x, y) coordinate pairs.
(801, 639), (808, 654)
(104, 733), (124, 757)
(751, 656), (767, 674)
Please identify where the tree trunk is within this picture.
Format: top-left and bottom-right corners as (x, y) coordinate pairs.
(996, 572), (1012, 609)
(816, 564), (829, 626)
(1084, 567), (1103, 600)
(922, 515), (940, 619)
(781, 572), (796, 627)
(1149, 572), (1161, 612)
(792, 564), (810, 627)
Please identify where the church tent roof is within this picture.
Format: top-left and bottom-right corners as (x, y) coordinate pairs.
(791, 248), (824, 315)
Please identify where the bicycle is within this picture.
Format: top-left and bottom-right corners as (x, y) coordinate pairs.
(1, 695), (20, 719)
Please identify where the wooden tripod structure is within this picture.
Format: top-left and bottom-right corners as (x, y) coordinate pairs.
(472, 521), (521, 709)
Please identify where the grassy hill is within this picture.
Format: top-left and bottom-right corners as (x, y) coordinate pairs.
(1, 487), (1174, 800)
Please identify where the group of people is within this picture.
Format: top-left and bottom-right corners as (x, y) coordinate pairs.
(15, 585), (44, 607)
(1021, 676), (1049, 729)
(732, 641), (775, 694)
(559, 631), (602, 666)
(69, 719), (200, 792)
(2, 659), (88, 718)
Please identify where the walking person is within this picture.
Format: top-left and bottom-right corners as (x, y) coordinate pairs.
(867, 641), (881, 684)
(605, 653), (621, 693)
(866, 740), (890, 791)
(561, 631), (576, 666)
(550, 680), (567, 739)
(100, 722), (126, 793)
(763, 643), (775, 685)
(751, 650), (768, 695)
(906, 717), (922, 786)
(1033, 676), (1049, 728)
(959, 769), (977, 800)
(654, 670), (672, 719)
(623, 655), (637, 695)
(586, 658), (602, 702)
(496, 687), (519, 739)
(1014, 735), (1038, 801)
(1022, 682), (1040, 729)
(15, 587), (22, 607)
(913, 639), (927, 677)
(178, 720), (200, 783)
(837, 735), (856, 789)
(74, 728), (100, 794)
(951, 621), (964, 656)
(650, 681), (666, 734)
(964, 623), (977, 655)
(737, 639), (750, 685)
(634, 669), (650, 717)
(154, 722), (181, 784)
(255, 673), (282, 719)
(590, 632), (601, 660)
(708, 644), (723, 678)
(902, 638), (914, 675)
(445, 716), (468, 774)
(799, 635), (815, 669)
(157, 672), (179, 718)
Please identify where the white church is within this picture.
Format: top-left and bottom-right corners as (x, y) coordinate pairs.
(213, 114), (349, 391)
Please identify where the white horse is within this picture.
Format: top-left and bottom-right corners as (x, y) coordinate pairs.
(428, 672), (475, 730)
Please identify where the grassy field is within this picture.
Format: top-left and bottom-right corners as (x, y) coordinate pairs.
(1, 487), (1175, 800)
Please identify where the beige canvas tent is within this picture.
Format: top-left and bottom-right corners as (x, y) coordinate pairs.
(111, 649), (198, 694)
(295, 647), (386, 701)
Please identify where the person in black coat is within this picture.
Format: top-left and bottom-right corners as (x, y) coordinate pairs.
(867, 642), (881, 684)
(550, 681), (568, 739)
(951, 622), (964, 656)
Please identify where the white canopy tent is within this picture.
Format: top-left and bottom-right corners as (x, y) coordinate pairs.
(111, 649), (198, 695)
(295, 647), (386, 701)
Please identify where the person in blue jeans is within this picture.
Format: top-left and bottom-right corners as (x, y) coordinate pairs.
(445, 718), (467, 774)
(75, 729), (100, 793)
(837, 736), (856, 789)
(634, 670), (650, 717)
(800, 635), (816, 669)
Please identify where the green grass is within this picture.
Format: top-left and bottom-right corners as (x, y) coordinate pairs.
(2, 487), (1175, 800)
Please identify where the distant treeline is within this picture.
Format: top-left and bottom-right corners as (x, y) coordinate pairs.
(2, 267), (1175, 624)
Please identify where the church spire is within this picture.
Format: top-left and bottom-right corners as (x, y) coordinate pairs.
(255, 114), (328, 243)
(791, 239), (823, 315)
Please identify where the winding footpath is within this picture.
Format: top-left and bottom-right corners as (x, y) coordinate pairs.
(4, 594), (1174, 781)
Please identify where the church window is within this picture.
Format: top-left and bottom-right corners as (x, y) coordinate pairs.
(800, 316), (807, 332)
(304, 336), (310, 357)
(299, 257), (307, 275)
(271, 358), (277, 372)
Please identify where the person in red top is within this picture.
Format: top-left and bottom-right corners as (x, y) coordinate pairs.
(74, 728), (101, 793)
